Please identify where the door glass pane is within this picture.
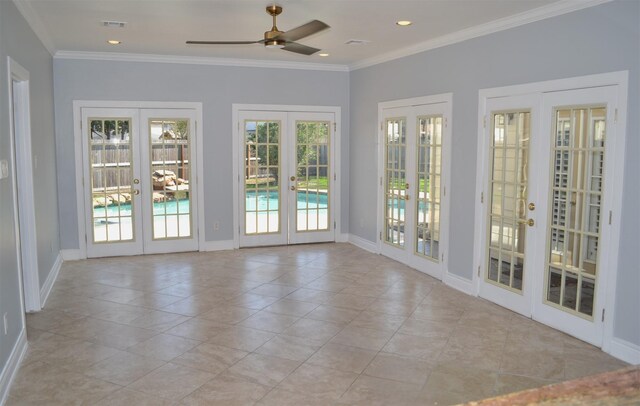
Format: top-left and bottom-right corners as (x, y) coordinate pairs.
(149, 119), (192, 240)
(89, 118), (134, 243)
(486, 111), (530, 292)
(295, 121), (330, 232)
(416, 115), (442, 260)
(384, 118), (407, 247)
(245, 120), (280, 234)
(545, 107), (605, 318)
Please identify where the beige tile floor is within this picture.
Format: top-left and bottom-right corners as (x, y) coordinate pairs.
(8, 243), (627, 405)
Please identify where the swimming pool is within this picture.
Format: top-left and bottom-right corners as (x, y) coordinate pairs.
(245, 190), (328, 211)
(94, 198), (190, 217)
(95, 190), (328, 218)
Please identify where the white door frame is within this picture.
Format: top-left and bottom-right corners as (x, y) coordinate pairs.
(376, 94), (453, 280)
(73, 101), (205, 258)
(232, 104), (341, 248)
(7, 57), (40, 312)
(472, 71), (628, 352)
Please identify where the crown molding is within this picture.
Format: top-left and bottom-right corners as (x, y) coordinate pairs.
(12, 0), (56, 55)
(349, 0), (613, 71)
(17, 0), (612, 72)
(54, 51), (350, 72)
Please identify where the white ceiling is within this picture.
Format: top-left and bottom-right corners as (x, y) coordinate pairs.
(22, 0), (576, 68)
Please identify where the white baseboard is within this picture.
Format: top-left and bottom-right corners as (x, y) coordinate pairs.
(60, 249), (83, 261)
(0, 329), (27, 406)
(442, 271), (475, 295)
(200, 240), (235, 252)
(609, 337), (640, 365)
(40, 253), (62, 307)
(348, 234), (378, 254)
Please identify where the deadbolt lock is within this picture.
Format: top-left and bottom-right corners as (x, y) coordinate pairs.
(528, 202), (535, 211)
(133, 179), (140, 184)
(290, 176), (296, 181)
(290, 186), (296, 191)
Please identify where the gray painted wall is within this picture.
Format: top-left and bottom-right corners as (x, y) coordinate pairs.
(53, 60), (349, 248)
(0, 0), (59, 381)
(349, 0), (639, 346)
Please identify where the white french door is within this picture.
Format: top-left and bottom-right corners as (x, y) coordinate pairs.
(238, 110), (335, 247)
(82, 107), (199, 258)
(478, 94), (542, 317)
(477, 83), (623, 346)
(379, 98), (451, 279)
(533, 86), (619, 346)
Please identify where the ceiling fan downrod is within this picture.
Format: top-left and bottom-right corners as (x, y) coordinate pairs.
(264, 5), (285, 48)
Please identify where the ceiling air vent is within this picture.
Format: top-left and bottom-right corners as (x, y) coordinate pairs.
(344, 39), (370, 46)
(102, 21), (127, 28)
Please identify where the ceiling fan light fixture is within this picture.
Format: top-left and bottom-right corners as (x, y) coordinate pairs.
(265, 39), (285, 49)
(396, 20), (412, 26)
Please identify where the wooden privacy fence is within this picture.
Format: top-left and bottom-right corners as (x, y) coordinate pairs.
(90, 141), (189, 192)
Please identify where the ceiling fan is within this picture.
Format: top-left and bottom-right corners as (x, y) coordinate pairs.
(186, 5), (329, 56)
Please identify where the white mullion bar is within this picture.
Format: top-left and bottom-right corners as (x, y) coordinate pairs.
(563, 110), (575, 270)
(428, 121), (435, 258)
(433, 117), (441, 260)
(573, 110), (584, 274)
(116, 127), (122, 241)
(389, 120), (396, 244)
(509, 113), (521, 288)
(385, 122), (389, 242)
(427, 118), (434, 258)
(560, 109), (582, 310)
(101, 122), (110, 242)
(498, 115), (508, 285)
(164, 122), (170, 240)
(575, 109), (590, 311)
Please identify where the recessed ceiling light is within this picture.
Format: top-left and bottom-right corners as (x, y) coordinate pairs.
(107, 40), (121, 45)
(318, 53), (329, 57)
(396, 20), (412, 26)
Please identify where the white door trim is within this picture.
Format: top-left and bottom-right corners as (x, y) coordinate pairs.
(232, 104), (342, 249)
(7, 57), (40, 312)
(72, 101), (205, 258)
(376, 93), (453, 280)
(472, 70), (629, 352)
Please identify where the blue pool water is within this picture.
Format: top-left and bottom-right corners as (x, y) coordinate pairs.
(96, 191), (328, 218)
(246, 191), (328, 211)
(94, 199), (189, 217)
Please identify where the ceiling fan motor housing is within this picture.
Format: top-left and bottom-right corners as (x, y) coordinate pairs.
(264, 29), (285, 48)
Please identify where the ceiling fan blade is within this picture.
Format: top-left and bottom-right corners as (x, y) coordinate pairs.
(282, 42), (321, 56)
(276, 20), (329, 42)
(186, 40), (262, 45)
